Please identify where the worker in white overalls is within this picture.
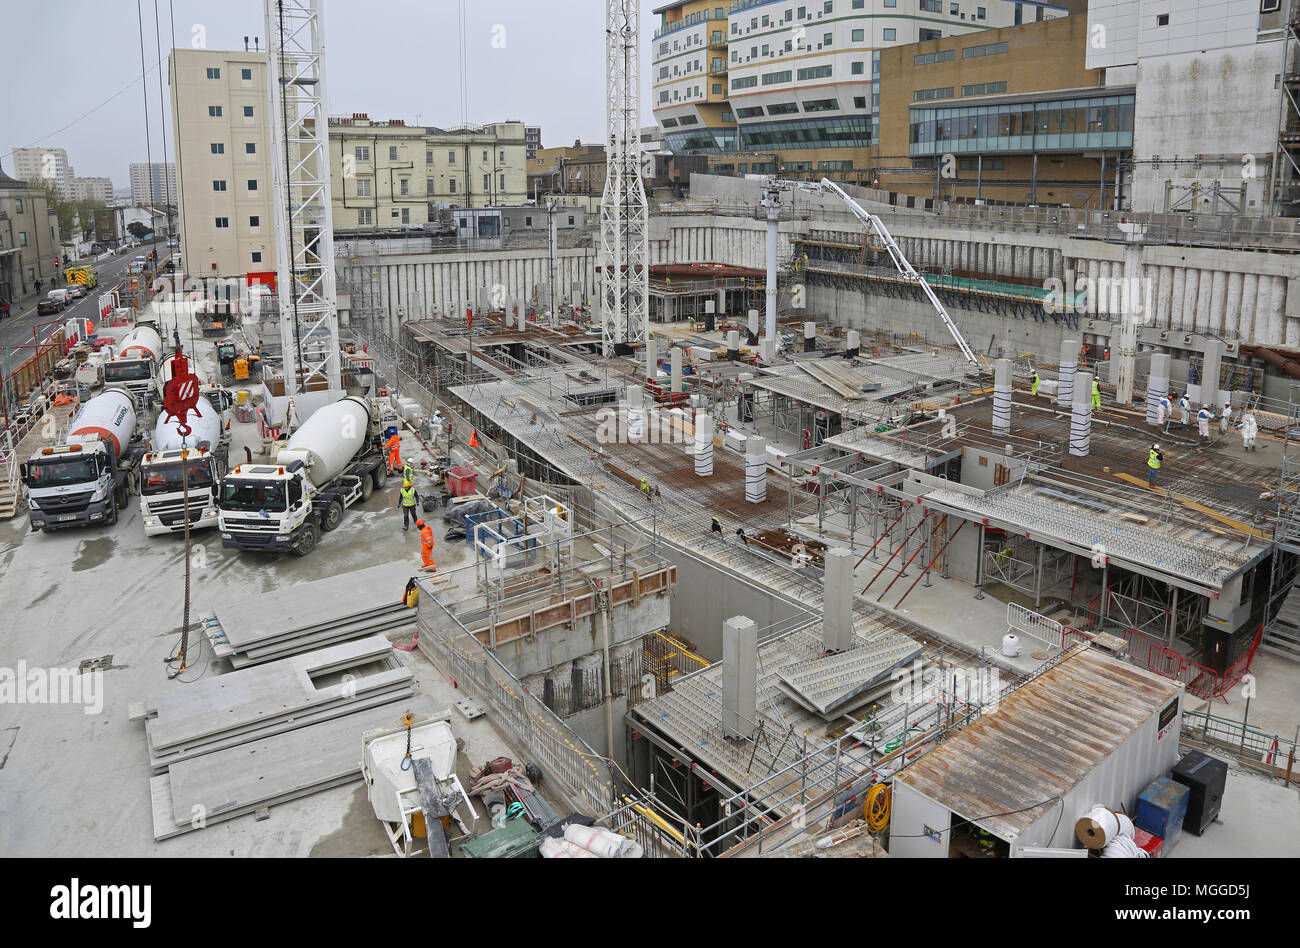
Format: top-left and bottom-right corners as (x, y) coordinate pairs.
(1196, 404), (1213, 441)
(1218, 405), (1232, 437)
(1156, 394), (1169, 427)
(1240, 412), (1258, 451)
(1179, 393), (1192, 427)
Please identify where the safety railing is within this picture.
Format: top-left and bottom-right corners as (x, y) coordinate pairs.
(1182, 708), (1299, 766)
(1007, 601), (1063, 651)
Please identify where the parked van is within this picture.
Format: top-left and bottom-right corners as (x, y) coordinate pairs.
(47, 288), (72, 308)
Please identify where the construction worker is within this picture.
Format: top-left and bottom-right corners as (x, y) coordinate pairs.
(1148, 443), (1163, 487)
(711, 516), (723, 535)
(1218, 406), (1233, 437)
(385, 429), (402, 474)
(1091, 377), (1102, 409)
(1197, 404), (1213, 441)
(1156, 394), (1170, 427)
(1030, 370), (1040, 397)
(1179, 392), (1192, 427)
(639, 476), (651, 497)
(396, 479), (421, 531)
(1240, 412), (1258, 451)
(402, 459), (416, 485)
(416, 519), (436, 569)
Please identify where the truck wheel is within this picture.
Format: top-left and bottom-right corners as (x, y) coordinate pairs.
(292, 522), (319, 556)
(360, 476), (374, 502)
(373, 466), (387, 490)
(320, 497), (344, 532)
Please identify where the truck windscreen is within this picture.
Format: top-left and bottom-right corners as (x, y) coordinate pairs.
(104, 361), (153, 382)
(143, 459), (214, 495)
(27, 456), (99, 486)
(220, 480), (287, 512)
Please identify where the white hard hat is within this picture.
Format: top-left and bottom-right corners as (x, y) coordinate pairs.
(1153, 443), (1160, 450)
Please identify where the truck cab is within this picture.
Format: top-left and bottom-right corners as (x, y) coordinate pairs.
(102, 358), (158, 408)
(140, 444), (228, 535)
(23, 438), (137, 530)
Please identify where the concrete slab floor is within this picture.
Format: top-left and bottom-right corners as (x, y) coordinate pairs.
(0, 322), (558, 857)
(1168, 769), (1300, 859)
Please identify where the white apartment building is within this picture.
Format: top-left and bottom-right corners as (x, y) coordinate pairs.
(66, 177), (115, 203)
(11, 146), (73, 194)
(129, 162), (178, 205)
(1087, 0), (1291, 215)
(169, 49), (275, 279)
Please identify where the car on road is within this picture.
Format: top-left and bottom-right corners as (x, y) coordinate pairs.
(66, 284), (86, 300)
(47, 288), (72, 308)
(37, 297), (62, 316)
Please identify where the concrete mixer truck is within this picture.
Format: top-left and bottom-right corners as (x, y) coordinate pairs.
(139, 395), (230, 536)
(103, 322), (163, 408)
(218, 395), (386, 556)
(22, 389), (143, 531)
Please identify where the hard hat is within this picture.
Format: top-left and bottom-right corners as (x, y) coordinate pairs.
(403, 480), (412, 488)
(1153, 443), (1160, 450)
(416, 519), (425, 528)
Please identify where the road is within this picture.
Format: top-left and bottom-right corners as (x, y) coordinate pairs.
(0, 238), (166, 352)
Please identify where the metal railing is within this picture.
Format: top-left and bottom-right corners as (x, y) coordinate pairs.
(1182, 708), (1299, 766)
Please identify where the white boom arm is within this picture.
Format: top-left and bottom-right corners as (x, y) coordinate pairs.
(800, 178), (979, 366)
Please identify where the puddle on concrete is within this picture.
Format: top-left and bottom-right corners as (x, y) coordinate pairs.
(71, 535), (117, 573)
(308, 783), (394, 858)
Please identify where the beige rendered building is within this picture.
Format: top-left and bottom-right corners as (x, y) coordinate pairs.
(327, 115), (528, 231)
(169, 48), (276, 281)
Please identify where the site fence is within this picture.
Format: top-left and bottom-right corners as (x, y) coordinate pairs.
(1182, 708), (1299, 768)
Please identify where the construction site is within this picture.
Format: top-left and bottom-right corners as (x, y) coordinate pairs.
(1, 0), (1298, 867)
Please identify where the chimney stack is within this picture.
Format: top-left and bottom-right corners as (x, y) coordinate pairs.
(823, 548), (854, 653)
(722, 615), (757, 740)
(992, 358), (1012, 433)
(244, 36), (250, 52)
(1070, 371), (1092, 457)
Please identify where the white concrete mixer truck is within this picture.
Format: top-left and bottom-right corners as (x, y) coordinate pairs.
(139, 395), (230, 536)
(103, 322), (163, 407)
(158, 348), (235, 431)
(22, 389), (143, 531)
(217, 396), (386, 555)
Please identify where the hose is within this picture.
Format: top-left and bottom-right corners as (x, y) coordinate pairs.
(864, 783), (891, 833)
(883, 726), (922, 753)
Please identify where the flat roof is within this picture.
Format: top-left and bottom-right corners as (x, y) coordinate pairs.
(895, 646), (1182, 841)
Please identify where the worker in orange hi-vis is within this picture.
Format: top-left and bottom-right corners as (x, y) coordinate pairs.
(469, 428), (480, 448)
(416, 519), (436, 569)
(384, 430), (402, 474)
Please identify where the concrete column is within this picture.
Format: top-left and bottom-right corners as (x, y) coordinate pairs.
(1288, 315), (1300, 349)
(517, 297), (526, 331)
(1193, 269), (1211, 333)
(804, 321), (816, 352)
(1145, 352), (1170, 425)
(745, 436), (767, 504)
(626, 384), (645, 441)
(747, 308), (760, 344)
(1208, 271), (1227, 337)
(759, 339), (775, 363)
(704, 298), (716, 333)
(846, 330), (860, 357)
(1225, 272), (1243, 340)
(1057, 336), (1079, 408)
(1269, 275), (1287, 345)
(1115, 241), (1142, 406)
(1070, 371), (1093, 458)
(992, 359), (1012, 433)
(1157, 266), (1173, 329)
(726, 330), (740, 360)
(1200, 340), (1225, 412)
(670, 346), (683, 393)
(1182, 269), (1200, 333)
(1257, 275), (1276, 345)
(1239, 272), (1258, 342)
(1096, 262), (1111, 316)
(1170, 268), (1186, 331)
(1087, 260), (1101, 312)
(645, 337), (658, 379)
(823, 548), (855, 653)
(693, 413), (714, 477)
(721, 615), (757, 741)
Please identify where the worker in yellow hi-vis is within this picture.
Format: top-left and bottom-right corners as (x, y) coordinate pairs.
(1147, 443), (1162, 487)
(1030, 371), (1040, 397)
(1091, 378), (1101, 409)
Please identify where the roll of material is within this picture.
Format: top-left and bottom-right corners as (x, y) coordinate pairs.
(540, 837), (597, 859)
(1101, 835), (1147, 858)
(564, 824), (630, 858)
(1001, 633), (1021, 657)
(1075, 805), (1131, 849)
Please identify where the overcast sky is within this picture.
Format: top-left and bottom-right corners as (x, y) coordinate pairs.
(1, 0), (659, 190)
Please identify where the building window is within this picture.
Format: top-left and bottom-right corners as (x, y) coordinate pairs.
(767, 102), (799, 115)
(18, 232), (27, 247)
(212, 180), (227, 191)
(389, 146), (399, 161)
(243, 106), (254, 117)
(961, 81), (1007, 96)
(245, 142), (256, 154)
(401, 208), (410, 224)
(449, 178), (457, 193)
(358, 208), (372, 226)
(400, 178), (409, 195)
(241, 68), (252, 80)
(976, 5), (986, 18)
(449, 150), (456, 164)
(824, 1), (832, 11)
(713, 83), (723, 94)
(762, 43), (769, 55)
(914, 87), (954, 101)
(356, 178), (372, 197)
(426, 150), (434, 164)
(1156, 13), (1169, 25)
(920, 0), (941, 10)
(427, 176), (435, 193)
(959, 157), (1003, 170)
(208, 106), (223, 117)
(499, 173), (506, 189)
(499, 149), (505, 162)
(853, 0), (864, 6)
(214, 217), (229, 228)
(721, 110), (734, 122)
(206, 67), (221, 79)
(736, 106), (765, 118)
(483, 174), (490, 190)
(853, 96), (867, 108)
(14, 199), (23, 213)
(823, 32), (832, 46)
(950, 2), (960, 13)
(763, 70), (792, 85)
(919, 28), (942, 40)
(883, 28), (896, 40)
(568, 215), (575, 225)
(797, 65), (834, 80)
(355, 145), (370, 162)
(852, 29), (864, 41)
(251, 252), (262, 263)
(247, 178), (258, 190)
(852, 61), (864, 74)
(250, 216), (260, 227)
(884, 0), (896, 5)
(803, 98), (839, 112)
(732, 75), (758, 89)
(963, 41), (1007, 58)
(210, 143), (225, 154)
(482, 149), (488, 161)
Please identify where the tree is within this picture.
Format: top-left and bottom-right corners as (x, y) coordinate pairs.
(24, 179), (106, 241)
(127, 222), (151, 239)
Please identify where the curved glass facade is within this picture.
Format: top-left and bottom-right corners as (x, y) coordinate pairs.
(664, 126), (740, 152)
(740, 115), (871, 149)
(910, 92), (1134, 155)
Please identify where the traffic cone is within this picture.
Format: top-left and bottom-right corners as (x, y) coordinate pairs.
(469, 428), (480, 448)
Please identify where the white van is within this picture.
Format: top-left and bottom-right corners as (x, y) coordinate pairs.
(47, 288), (72, 307)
